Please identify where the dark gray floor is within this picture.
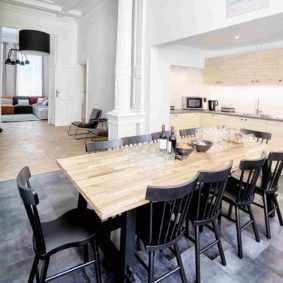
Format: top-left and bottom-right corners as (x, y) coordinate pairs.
(1, 171), (283, 283)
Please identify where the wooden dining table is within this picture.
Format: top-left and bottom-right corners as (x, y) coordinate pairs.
(57, 140), (282, 282)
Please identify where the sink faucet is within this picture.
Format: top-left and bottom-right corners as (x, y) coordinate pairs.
(256, 97), (262, 116)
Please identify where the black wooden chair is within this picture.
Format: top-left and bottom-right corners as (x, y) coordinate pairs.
(86, 139), (124, 153)
(151, 131), (171, 142)
(253, 152), (283, 238)
(17, 167), (102, 283)
(222, 153), (266, 258)
(240, 128), (272, 144)
(179, 128), (199, 138)
(187, 162), (233, 283)
(68, 108), (102, 140)
(123, 134), (153, 146)
(135, 174), (199, 283)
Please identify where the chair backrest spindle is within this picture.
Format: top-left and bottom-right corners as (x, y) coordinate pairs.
(145, 174), (199, 246)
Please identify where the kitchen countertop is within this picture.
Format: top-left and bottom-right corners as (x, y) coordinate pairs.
(170, 109), (283, 122)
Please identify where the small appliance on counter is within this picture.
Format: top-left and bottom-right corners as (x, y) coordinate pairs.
(221, 106), (236, 113)
(208, 100), (219, 111)
(182, 96), (207, 110)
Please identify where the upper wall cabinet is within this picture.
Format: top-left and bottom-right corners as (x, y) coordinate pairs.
(278, 49), (283, 82)
(204, 48), (283, 85)
(235, 52), (257, 84)
(204, 55), (237, 84)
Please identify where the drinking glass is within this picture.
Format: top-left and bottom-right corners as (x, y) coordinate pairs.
(166, 152), (175, 167)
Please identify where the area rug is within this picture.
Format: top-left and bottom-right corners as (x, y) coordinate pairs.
(1, 114), (40, 123)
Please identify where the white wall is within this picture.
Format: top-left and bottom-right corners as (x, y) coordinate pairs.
(170, 66), (210, 109)
(77, 0), (118, 118)
(149, 0), (283, 46)
(148, 44), (209, 132)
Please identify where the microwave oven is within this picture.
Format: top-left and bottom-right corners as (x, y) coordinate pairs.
(182, 97), (207, 110)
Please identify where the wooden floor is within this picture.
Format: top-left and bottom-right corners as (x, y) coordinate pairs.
(0, 121), (87, 181)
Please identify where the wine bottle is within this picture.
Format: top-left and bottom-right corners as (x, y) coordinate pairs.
(159, 124), (167, 152)
(168, 126), (176, 153)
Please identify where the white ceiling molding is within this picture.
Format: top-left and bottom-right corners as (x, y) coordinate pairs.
(1, 0), (102, 18)
(0, 1), (78, 22)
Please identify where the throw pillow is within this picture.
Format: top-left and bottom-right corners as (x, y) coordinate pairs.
(1, 98), (13, 105)
(37, 98), (45, 104)
(17, 99), (29, 106)
(42, 99), (48, 106)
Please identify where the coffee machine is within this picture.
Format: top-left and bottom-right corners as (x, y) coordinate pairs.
(208, 100), (219, 111)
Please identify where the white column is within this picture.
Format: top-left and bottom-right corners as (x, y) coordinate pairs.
(132, 0), (147, 114)
(107, 0), (147, 139)
(112, 0), (133, 114)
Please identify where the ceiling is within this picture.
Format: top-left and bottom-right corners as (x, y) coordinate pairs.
(172, 13), (283, 51)
(3, 0), (102, 18)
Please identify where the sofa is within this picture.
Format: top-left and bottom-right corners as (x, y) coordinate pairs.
(1, 96), (48, 119)
(32, 104), (48, 120)
(1, 96), (14, 114)
(13, 96), (33, 114)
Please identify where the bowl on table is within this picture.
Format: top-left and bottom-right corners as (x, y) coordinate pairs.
(191, 139), (213, 152)
(176, 143), (194, 158)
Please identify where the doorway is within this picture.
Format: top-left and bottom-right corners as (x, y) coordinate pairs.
(81, 61), (88, 122)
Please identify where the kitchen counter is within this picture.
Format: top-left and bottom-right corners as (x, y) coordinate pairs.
(170, 109), (283, 122)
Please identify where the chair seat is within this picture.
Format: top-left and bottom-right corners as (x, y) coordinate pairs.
(36, 208), (102, 255)
(72, 121), (96, 128)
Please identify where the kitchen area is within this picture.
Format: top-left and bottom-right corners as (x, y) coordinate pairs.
(170, 48), (283, 143)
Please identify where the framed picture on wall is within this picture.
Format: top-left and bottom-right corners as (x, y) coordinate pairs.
(226, 0), (270, 18)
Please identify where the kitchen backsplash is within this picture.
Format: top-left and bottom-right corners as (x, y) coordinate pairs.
(210, 85), (283, 117)
(170, 66), (210, 109)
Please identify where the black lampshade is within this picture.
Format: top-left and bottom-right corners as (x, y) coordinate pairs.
(19, 30), (50, 56)
(5, 58), (11, 65)
(16, 59), (20, 64)
(11, 61), (16, 65)
(20, 61), (25, 65)
(25, 60), (30, 65)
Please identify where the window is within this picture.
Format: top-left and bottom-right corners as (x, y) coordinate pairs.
(16, 55), (43, 96)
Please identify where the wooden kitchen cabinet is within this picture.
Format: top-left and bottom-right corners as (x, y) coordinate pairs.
(278, 49), (283, 83)
(170, 113), (201, 137)
(256, 49), (279, 84)
(220, 115), (267, 132)
(204, 55), (237, 84)
(170, 113), (281, 142)
(204, 48), (283, 85)
(266, 120), (283, 144)
(201, 113), (223, 128)
(235, 53), (257, 84)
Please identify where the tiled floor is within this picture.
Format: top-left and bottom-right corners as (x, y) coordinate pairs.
(1, 170), (283, 283)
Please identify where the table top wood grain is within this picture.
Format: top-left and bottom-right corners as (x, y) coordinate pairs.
(57, 141), (282, 220)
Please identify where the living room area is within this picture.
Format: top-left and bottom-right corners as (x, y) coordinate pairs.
(1, 26), (49, 123)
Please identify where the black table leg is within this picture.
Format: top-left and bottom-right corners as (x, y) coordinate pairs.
(77, 193), (88, 210)
(120, 209), (137, 283)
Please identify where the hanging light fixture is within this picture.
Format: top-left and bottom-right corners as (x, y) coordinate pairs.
(5, 58), (11, 65)
(19, 30), (50, 55)
(5, 48), (29, 66)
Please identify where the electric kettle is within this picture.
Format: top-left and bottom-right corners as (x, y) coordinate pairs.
(208, 100), (219, 111)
